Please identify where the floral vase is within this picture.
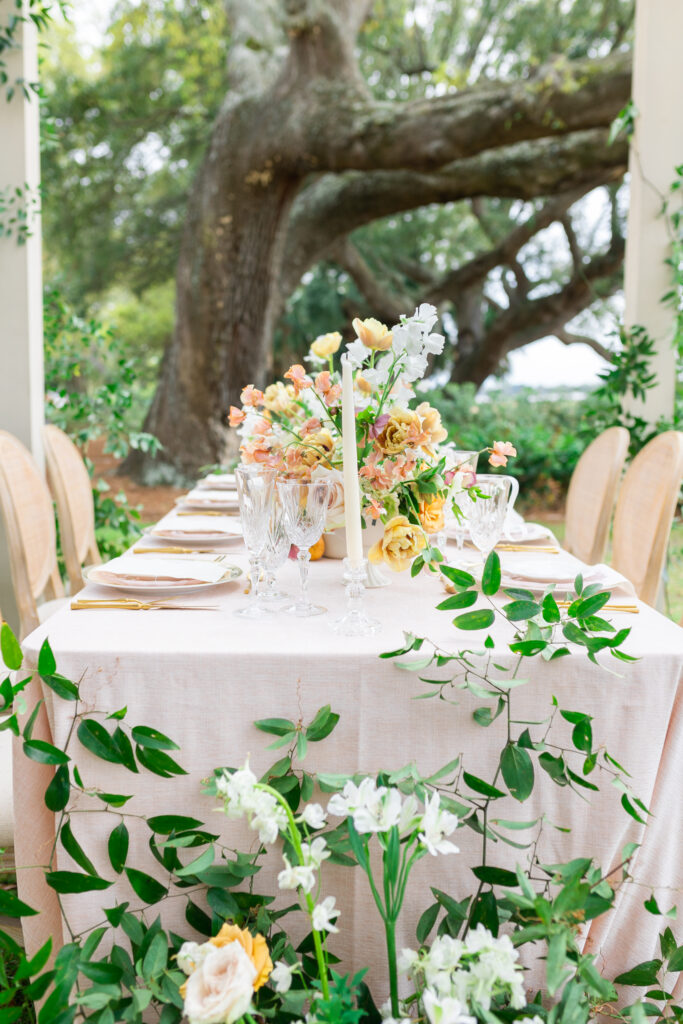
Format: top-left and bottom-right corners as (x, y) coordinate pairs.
(323, 519), (391, 588)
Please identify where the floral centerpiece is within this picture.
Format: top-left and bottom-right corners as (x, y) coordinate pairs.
(230, 304), (515, 572)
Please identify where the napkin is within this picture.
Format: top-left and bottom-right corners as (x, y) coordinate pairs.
(91, 557), (228, 586)
(184, 488), (238, 505)
(153, 514), (242, 537)
(501, 555), (636, 597)
(199, 473), (236, 489)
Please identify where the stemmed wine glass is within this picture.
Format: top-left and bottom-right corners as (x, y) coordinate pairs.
(448, 450), (478, 551)
(467, 477), (511, 567)
(234, 465), (276, 618)
(277, 478), (331, 617)
(261, 495), (291, 603)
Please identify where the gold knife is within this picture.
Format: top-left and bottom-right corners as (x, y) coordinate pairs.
(71, 598), (219, 611)
(133, 546), (229, 555)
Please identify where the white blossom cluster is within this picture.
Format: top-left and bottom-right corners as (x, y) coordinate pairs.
(345, 303), (446, 400)
(400, 925), (528, 1023)
(327, 777), (459, 856)
(216, 761), (288, 844)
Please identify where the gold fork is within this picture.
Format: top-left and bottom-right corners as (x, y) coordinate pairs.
(556, 599), (639, 614)
(176, 510), (231, 517)
(132, 548), (228, 562)
(71, 598), (219, 611)
(495, 544), (560, 553)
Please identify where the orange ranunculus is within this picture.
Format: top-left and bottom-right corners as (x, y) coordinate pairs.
(209, 923), (272, 990)
(229, 406), (246, 427)
(418, 494), (446, 534)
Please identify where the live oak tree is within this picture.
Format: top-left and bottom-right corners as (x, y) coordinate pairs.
(43, 0), (633, 480)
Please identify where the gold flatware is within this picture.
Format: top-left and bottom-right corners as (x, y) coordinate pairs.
(133, 546), (229, 555)
(557, 600), (639, 614)
(495, 544), (560, 553)
(176, 510), (231, 517)
(132, 549), (228, 563)
(71, 598), (219, 611)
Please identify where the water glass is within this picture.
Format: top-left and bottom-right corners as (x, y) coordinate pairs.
(468, 477), (511, 564)
(262, 496), (291, 603)
(234, 465), (276, 618)
(449, 450), (479, 550)
(277, 478), (331, 617)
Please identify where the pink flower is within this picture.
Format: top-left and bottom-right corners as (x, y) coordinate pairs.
(314, 370), (332, 394)
(301, 416), (322, 436)
(252, 418), (272, 436)
(365, 497), (386, 520)
(368, 414), (391, 440)
(489, 440), (517, 467)
(240, 385), (264, 407)
(324, 383), (342, 407)
(359, 448), (394, 490)
(229, 406), (246, 427)
(284, 364), (313, 396)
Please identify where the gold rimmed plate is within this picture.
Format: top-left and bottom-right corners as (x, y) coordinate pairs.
(83, 562), (242, 597)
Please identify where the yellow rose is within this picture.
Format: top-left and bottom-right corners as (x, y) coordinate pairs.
(311, 331), (342, 359)
(352, 317), (393, 351)
(356, 374), (374, 395)
(369, 515), (426, 572)
(418, 494), (445, 534)
(416, 401), (448, 445)
(210, 923), (272, 990)
(263, 382), (297, 417)
(300, 429), (335, 469)
(375, 407), (420, 456)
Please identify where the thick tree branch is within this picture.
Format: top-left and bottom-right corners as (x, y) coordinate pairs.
(329, 239), (413, 324)
(560, 212), (583, 274)
(281, 130), (628, 299)
(555, 328), (613, 362)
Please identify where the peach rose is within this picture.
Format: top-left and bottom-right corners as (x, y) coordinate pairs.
(418, 494), (446, 534)
(311, 331), (342, 359)
(263, 382), (297, 416)
(300, 429), (335, 470)
(416, 402), (448, 445)
(352, 317), (393, 351)
(183, 943), (256, 1024)
(209, 924), (272, 990)
(369, 515), (426, 572)
(374, 408), (421, 456)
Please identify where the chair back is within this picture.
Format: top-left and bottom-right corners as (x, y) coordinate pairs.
(564, 426), (629, 565)
(0, 431), (64, 638)
(43, 425), (100, 594)
(612, 431), (683, 606)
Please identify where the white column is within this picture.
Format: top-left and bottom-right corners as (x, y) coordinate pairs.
(0, 0), (45, 630)
(623, 0), (683, 422)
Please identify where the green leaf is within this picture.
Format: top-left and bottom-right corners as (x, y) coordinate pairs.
(77, 720), (122, 764)
(547, 930), (569, 996)
(306, 705), (340, 742)
(148, 814), (204, 833)
(509, 639), (547, 656)
(45, 871), (112, 894)
(441, 565), (476, 588)
(176, 845), (215, 878)
(472, 865), (519, 886)
(296, 731), (308, 761)
(254, 717), (296, 737)
(463, 771), (506, 799)
(112, 726), (137, 773)
(615, 960), (663, 987)
(0, 889), (38, 918)
(15, 938), (52, 980)
(500, 743), (534, 802)
(542, 593), (560, 623)
(0, 623), (22, 670)
(23, 738), (70, 765)
(504, 600), (540, 621)
(416, 903), (440, 944)
(40, 673), (79, 703)
(436, 591), (477, 611)
(108, 822), (129, 874)
(575, 592), (611, 618)
(130, 725), (179, 751)
(207, 887), (240, 919)
(572, 719), (593, 753)
(481, 551), (501, 596)
(141, 932), (168, 979)
(79, 961), (122, 985)
(96, 792), (134, 808)
(37, 639), (56, 677)
(61, 819), (97, 875)
(667, 946), (683, 972)
(135, 745), (186, 777)
(125, 868), (167, 904)
(22, 701), (42, 742)
(454, 609), (495, 631)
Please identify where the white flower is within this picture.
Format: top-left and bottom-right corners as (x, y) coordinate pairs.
(422, 989), (476, 1024)
(418, 792), (459, 856)
(380, 999), (415, 1024)
(312, 896), (340, 933)
(277, 855), (317, 894)
(403, 351), (429, 383)
(423, 331), (445, 356)
(345, 338), (369, 368)
(183, 943), (256, 1024)
(301, 835), (330, 869)
(299, 802), (328, 830)
(217, 763), (288, 844)
(398, 947), (419, 973)
(398, 794), (421, 835)
(328, 777), (402, 834)
(177, 941), (210, 975)
(414, 303), (439, 332)
(270, 960), (297, 994)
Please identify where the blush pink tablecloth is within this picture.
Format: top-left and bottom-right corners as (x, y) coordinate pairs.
(13, 532), (683, 1001)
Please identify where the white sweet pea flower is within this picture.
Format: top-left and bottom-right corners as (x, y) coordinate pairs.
(301, 835), (330, 869)
(398, 947), (419, 973)
(414, 303), (439, 332)
(422, 989), (476, 1024)
(345, 338), (369, 368)
(277, 855), (317, 894)
(403, 351), (429, 383)
(312, 895), (340, 933)
(299, 802), (327, 830)
(418, 792), (459, 856)
(391, 324), (409, 355)
(423, 331), (445, 355)
(361, 365), (390, 390)
(270, 960), (297, 994)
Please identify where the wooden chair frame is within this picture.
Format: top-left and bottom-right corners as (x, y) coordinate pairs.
(564, 426), (630, 565)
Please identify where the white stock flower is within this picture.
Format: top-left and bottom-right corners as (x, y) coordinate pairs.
(398, 947), (419, 973)
(418, 792), (460, 857)
(270, 960), (297, 994)
(183, 943), (256, 1024)
(277, 856), (317, 894)
(299, 802), (328, 830)
(177, 940), (211, 975)
(312, 896), (340, 933)
(422, 989), (476, 1024)
(301, 835), (330, 869)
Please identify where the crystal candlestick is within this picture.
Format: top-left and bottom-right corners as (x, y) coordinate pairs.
(333, 558), (380, 636)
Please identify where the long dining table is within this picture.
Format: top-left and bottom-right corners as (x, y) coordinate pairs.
(12, 501), (683, 1002)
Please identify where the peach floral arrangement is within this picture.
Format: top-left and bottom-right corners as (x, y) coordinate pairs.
(230, 304), (515, 572)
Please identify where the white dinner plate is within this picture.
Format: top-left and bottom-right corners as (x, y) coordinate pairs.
(83, 562), (242, 597)
(148, 521), (244, 545)
(447, 521), (551, 545)
(176, 496), (240, 513)
(196, 473), (236, 490)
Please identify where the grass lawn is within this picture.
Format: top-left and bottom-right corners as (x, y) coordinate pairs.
(536, 517), (683, 624)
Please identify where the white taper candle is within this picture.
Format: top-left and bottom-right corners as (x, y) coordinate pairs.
(341, 355), (364, 569)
